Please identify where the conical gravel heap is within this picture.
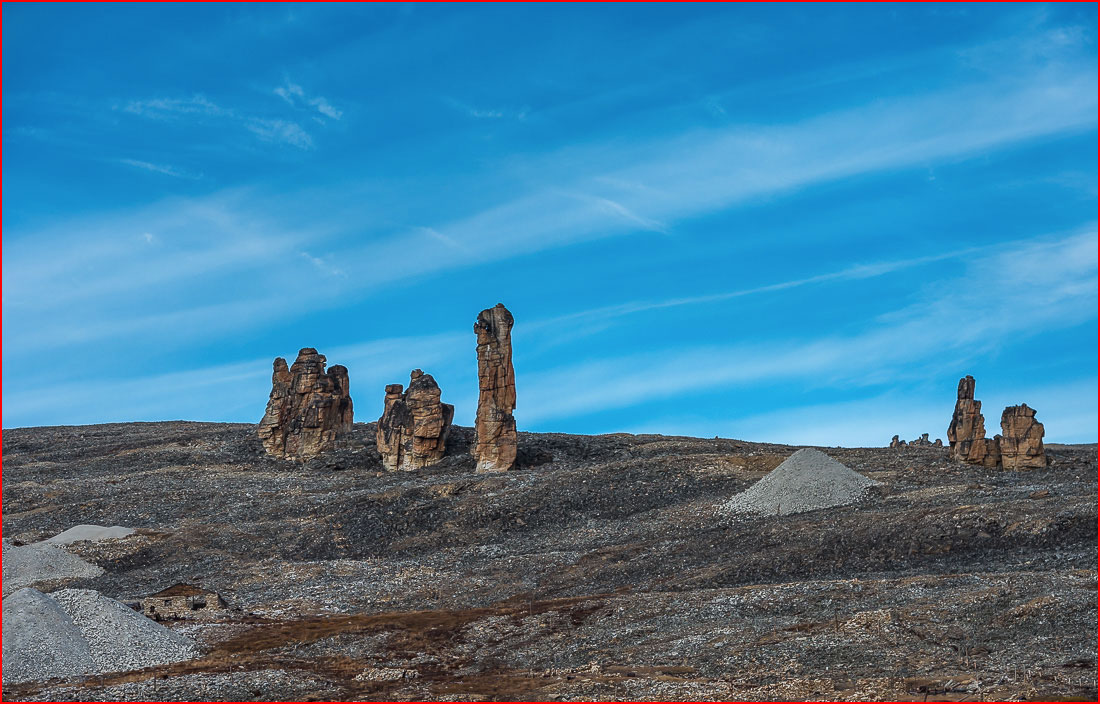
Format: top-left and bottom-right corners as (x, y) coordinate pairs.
(721, 448), (879, 516)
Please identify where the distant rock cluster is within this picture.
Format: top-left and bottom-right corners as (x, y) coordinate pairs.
(258, 304), (520, 472)
(376, 370), (454, 471)
(889, 433), (942, 449)
(947, 375), (1046, 469)
(257, 348), (354, 459)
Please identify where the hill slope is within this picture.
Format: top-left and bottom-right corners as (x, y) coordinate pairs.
(2, 421), (1096, 701)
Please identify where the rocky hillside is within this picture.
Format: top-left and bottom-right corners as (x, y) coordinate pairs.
(2, 421), (1096, 701)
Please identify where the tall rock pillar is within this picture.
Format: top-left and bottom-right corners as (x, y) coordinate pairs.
(474, 304), (517, 472)
(947, 375), (999, 467)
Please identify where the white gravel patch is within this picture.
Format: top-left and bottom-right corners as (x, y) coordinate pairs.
(2, 539), (104, 597)
(46, 525), (135, 545)
(720, 448), (879, 516)
(1, 588), (198, 685)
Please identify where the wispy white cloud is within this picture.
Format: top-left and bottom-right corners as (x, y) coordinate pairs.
(246, 118), (313, 148)
(118, 158), (201, 179)
(121, 92), (316, 149)
(275, 80), (343, 120)
(299, 250), (346, 278)
(516, 229), (1098, 428)
(122, 94), (227, 118)
(526, 242), (994, 332)
(445, 97), (529, 120)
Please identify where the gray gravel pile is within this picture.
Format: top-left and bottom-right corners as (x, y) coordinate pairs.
(51, 589), (198, 674)
(1, 588), (198, 685)
(2, 588), (96, 684)
(720, 448), (879, 516)
(2, 539), (105, 596)
(46, 525), (135, 545)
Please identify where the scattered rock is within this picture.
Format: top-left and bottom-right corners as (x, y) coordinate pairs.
(354, 667), (419, 682)
(473, 304), (517, 472)
(46, 525), (135, 545)
(257, 348), (354, 459)
(719, 448), (879, 516)
(1000, 404), (1047, 469)
(2, 539), (104, 597)
(947, 376), (1000, 467)
(376, 370), (455, 471)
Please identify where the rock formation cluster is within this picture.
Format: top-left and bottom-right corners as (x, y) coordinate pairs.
(376, 370), (455, 471)
(257, 348), (353, 459)
(889, 433), (942, 449)
(947, 376), (1046, 469)
(999, 404), (1046, 469)
(473, 304), (518, 472)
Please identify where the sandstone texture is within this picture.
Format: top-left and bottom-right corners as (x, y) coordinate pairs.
(376, 370), (455, 472)
(947, 375), (999, 467)
(257, 348), (353, 459)
(999, 403), (1047, 469)
(473, 304), (517, 472)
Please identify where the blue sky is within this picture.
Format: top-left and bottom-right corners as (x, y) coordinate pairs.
(3, 3), (1096, 445)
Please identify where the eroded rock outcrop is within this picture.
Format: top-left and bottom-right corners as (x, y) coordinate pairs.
(890, 433), (944, 449)
(474, 304), (517, 472)
(257, 348), (353, 459)
(376, 370), (454, 471)
(947, 375), (999, 467)
(999, 404), (1046, 469)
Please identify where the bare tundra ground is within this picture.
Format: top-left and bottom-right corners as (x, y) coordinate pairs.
(2, 421), (1096, 701)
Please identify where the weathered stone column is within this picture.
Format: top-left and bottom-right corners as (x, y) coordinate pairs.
(376, 370), (454, 471)
(474, 304), (517, 472)
(947, 375), (999, 467)
(257, 348), (353, 459)
(1000, 404), (1046, 469)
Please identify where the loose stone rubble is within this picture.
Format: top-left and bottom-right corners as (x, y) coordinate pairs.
(999, 403), (1047, 469)
(947, 375), (1000, 468)
(473, 304), (517, 472)
(376, 370), (455, 471)
(2, 539), (104, 597)
(257, 348), (353, 459)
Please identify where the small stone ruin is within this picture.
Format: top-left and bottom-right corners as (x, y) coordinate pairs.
(947, 375), (1046, 469)
(473, 304), (518, 472)
(257, 348), (353, 459)
(376, 369), (455, 471)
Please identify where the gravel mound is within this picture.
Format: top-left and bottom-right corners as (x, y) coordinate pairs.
(46, 525), (135, 545)
(51, 589), (198, 673)
(2, 539), (104, 596)
(2, 588), (96, 684)
(1, 588), (198, 685)
(721, 448), (879, 516)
